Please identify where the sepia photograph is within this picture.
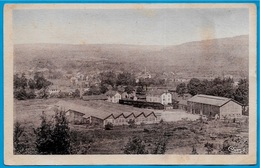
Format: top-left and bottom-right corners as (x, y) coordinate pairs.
(4, 4), (256, 165)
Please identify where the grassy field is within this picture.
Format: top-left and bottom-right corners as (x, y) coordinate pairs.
(14, 99), (249, 155)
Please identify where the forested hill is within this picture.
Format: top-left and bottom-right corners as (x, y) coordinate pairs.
(14, 35), (248, 75)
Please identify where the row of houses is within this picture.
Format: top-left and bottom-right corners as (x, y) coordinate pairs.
(55, 101), (158, 127)
(82, 89), (173, 106)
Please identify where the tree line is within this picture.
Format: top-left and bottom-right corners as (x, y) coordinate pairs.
(13, 72), (52, 100)
(176, 77), (249, 105)
(85, 71), (165, 96)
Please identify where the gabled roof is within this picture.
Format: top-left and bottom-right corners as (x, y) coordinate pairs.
(188, 94), (234, 107)
(147, 89), (170, 96)
(105, 90), (119, 97)
(56, 100), (159, 121)
(56, 101), (108, 119)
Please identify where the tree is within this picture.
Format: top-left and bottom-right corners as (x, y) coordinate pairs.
(20, 73), (28, 89)
(204, 142), (214, 154)
(14, 88), (27, 100)
(117, 72), (136, 86)
(86, 85), (101, 95)
(123, 136), (148, 154)
(99, 84), (109, 94)
(100, 71), (117, 87)
(234, 79), (249, 105)
(51, 111), (71, 154)
(187, 78), (202, 96)
(34, 72), (52, 90)
(176, 83), (187, 96)
(125, 85), (135, 94)
(13, 122), (26, 154)
(136, 86), (144, 94)
(34, 114), (53, 154)
(13, 74), (20, 89)
(191, 145), (198, 155)
(72, 89), (80, 98)
(28, 78), (36, 89)
(35, 111), (70, 154)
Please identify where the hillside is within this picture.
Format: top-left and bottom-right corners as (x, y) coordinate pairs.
(14, 35), (249, 75)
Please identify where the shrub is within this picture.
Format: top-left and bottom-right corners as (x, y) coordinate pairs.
(13, 122), (27, 154)
(204, 142), (214, 154)
(104, 122), (113, 130)
(128, 119), (136, 128)
(191, 145), (198, 155)
(221, 140), (231, 154)
(123, 136), (148, 154)
(153, 139), (167, 154)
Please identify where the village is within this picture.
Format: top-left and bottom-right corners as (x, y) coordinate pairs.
(12, 53), (249, 155)
(14, 64), (248, 128)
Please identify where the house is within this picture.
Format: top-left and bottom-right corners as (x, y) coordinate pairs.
(121, 92), (129, 99)
(146, 89), (172, 105)
(106, 90), (121, 103)
(121, 91), (137, 100)
(187, 94), (243, 119)
(47, 85), (61, 96)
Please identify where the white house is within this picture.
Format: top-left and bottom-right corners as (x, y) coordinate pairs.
(47, 85), (61, 95)
(106, 90), (121, 103)
(146, 89), (172, 105)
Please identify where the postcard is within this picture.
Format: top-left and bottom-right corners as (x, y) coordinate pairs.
(4, 3), (257, 165)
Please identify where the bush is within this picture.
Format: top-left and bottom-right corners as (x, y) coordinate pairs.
(123, 136), (148, 154)
(13, 122), (27, 154)
(34, 111), (70, 154)
(104, 122), (113, 130)
(221, 140), (231, 154)
(191, 145), (198, 155)
(128, 119), (136, 128)
(204, 142), (214, 154)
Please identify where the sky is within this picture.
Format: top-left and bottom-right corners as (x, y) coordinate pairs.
(13, 8), (249, 45)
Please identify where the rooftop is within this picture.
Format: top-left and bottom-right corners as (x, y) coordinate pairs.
(188, 94), (232, 107)
(55, 100), (157, 120)
(147, 89), (170, 96)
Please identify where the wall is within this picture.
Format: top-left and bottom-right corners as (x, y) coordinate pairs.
(161, 93), (172, 105)
(187, 102), (220, 118)
(66, 110), (85, 124)
(220, 101), (242, 119)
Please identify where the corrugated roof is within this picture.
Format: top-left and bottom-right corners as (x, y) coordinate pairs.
(56, 100), (108, 119)
(55, 100), (157, 120)
(188, 94), (231, 107)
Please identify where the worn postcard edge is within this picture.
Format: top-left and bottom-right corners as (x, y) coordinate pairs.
(3, 3), (257, 165)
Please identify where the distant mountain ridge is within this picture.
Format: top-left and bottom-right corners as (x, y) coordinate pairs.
(14, 35), (249, 75)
